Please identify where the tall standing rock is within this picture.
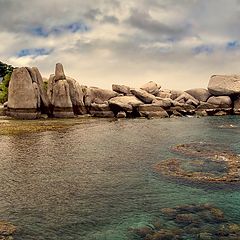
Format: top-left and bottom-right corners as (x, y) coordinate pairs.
(66, 77), (86, 115)
(33, 67), (50, 114)
(47, 63), (74, 118)
(7, 67), (39, 119)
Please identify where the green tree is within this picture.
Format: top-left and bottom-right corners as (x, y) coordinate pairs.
(0, 61), (14, 103)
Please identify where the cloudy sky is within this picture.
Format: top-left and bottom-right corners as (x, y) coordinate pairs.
(1, 0), (240, 90)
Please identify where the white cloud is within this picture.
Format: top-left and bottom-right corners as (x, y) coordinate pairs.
(1, 0), (240, 90)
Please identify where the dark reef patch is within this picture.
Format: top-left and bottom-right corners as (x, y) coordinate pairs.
(154, 142), (240, 183)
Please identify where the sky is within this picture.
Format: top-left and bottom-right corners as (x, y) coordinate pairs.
(1, 0), (240, 90)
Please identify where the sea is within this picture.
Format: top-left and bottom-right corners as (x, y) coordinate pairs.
(0, 116), (239, 239)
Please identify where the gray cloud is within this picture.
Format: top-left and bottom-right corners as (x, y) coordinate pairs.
(1, 0), (240, 90)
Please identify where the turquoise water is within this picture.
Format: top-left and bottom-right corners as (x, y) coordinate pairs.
(0, 116), (239, 239)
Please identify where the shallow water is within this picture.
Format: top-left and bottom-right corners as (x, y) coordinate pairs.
(0, 116), (239, 239)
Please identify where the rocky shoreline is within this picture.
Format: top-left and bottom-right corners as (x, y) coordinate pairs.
(2, 63), (240, 119)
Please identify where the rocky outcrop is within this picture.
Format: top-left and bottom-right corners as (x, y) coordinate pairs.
(89, 103), (114, 118)
(7, 67), (40, 119)
(130, 89), (156, 103)
(66, 77), (86, 115)
(108, 95), (143, 113)
(47, 64), (74, 118)
(112, 84), (130, 95)
(138, 104), (169, 118)
(208, 75), (240, 96)
(207, 96), (232, 108)
(55, 62), (66, 81)
(185, 88), (211, 102)
(33, 67), (50, 113)
(6, 63), (240, 120)
(157, 89), (172, 98)
(84, 87), (118, 108)
(0, 221), (16, 239)
(174, 92), (199, 106)
(140, 81), (161, 95)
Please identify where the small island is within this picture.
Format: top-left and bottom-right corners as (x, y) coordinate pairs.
(1, 62), (240, 120)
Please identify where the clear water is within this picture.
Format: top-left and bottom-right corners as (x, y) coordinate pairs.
(0, 116), (239, 240)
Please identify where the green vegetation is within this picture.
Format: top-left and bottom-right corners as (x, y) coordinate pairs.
(0, 61), (14, 104)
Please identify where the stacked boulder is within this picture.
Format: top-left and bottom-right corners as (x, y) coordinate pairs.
(5, 63), (240, 119)
(47, 63), (85, 118)
(7, 67), (50, 119)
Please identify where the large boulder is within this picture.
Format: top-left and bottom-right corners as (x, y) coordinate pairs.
(7, 67), (40, 119)
(55, 62), (66, 81)
(140, 81), (161, 95)
(51, 79), (74, 118)
(207, 96), (232, 108)
(170, 90), (184, 100)
(208, 75), (240, 96)
(84, 87), (118, 107)
(130, 88), (156, 103)
(157, 89), (172, 98)
(185, 88), (211, 102)
(108, 95), (143, 113)
(66, 77), (86, 115)
(32, 67), (50, 113)
(138, 104), (169, 118)
(175, 92), (199, 106)
(112, 84), (130, 95)
(152, 97), (172, 108)
(89, 103), (114, 118)
(47, 64), (74, 118)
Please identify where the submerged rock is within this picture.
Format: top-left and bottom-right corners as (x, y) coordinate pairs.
(0, 221), (16, 238)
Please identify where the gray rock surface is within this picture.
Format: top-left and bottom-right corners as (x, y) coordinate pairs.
(55, 63), (66, 81)
(108, 95), (143, 112)
(51, 79), (74, 118)
(89, 103), (114, 118)
(130, 88), (156, 103)
(207, 96), (232, 108)
(33, 67), (50, 113)
(140, 81), (161, 95)
(85, 87), (118, 107)
(208, 75), (240, 96)
(185, 88), (211, 102)
(7, 67), (39, 119)
(138, 104), (168, 118)
(66, 77), (86, 114)
(112, 84), (130, 95)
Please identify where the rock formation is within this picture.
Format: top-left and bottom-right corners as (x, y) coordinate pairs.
(140, 81), (161, 95)
(7, 67), (50, 119)
(208, 75), (240, 96)
(6, 63), (240, 119)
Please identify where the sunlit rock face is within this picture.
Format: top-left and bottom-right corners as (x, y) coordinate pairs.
(7, 67), (42, 119)
(208, 75), (240, 96)
(128, 204), (240, 240)
(47, 63), (87, 118)
(154, 142), (240, 183)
